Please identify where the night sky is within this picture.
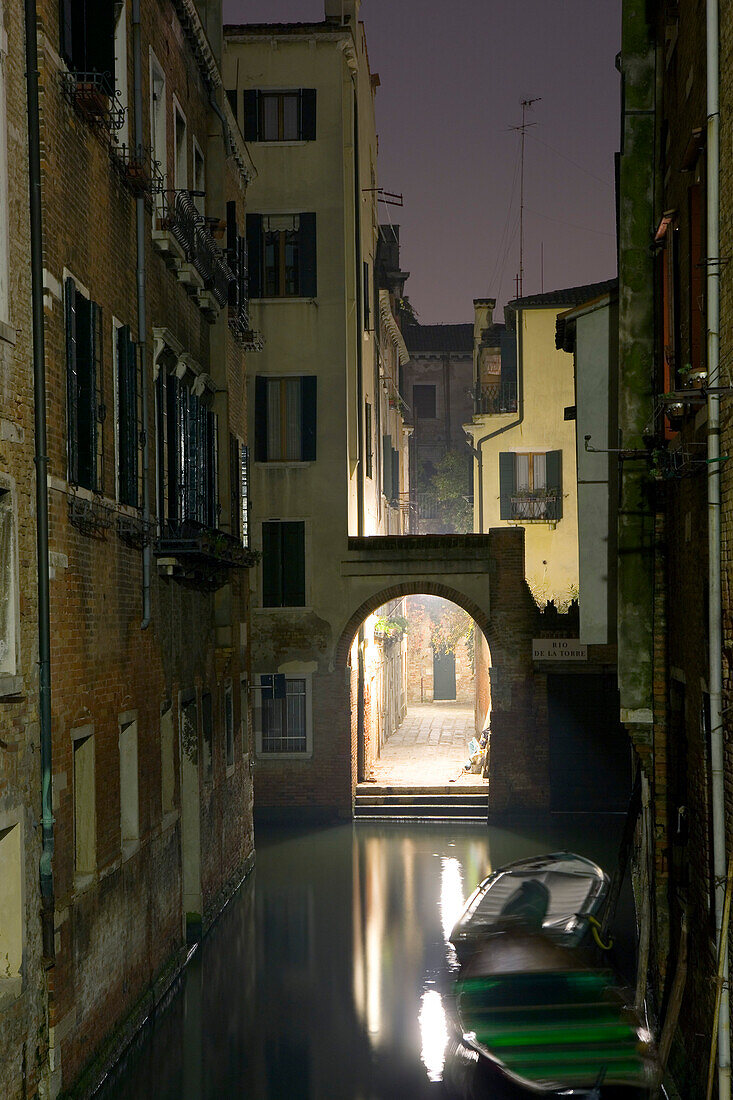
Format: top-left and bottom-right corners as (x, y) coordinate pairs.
(222, 0), (621, 323)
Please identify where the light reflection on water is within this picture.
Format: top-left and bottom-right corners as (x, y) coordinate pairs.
(99, 817), (629, 1100)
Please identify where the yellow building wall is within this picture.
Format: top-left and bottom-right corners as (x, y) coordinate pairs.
(471, 307), (579, 607)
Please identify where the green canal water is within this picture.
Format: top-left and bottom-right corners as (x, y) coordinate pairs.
(99, 815), (636, 1099)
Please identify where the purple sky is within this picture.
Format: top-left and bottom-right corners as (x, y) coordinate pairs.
(222, 0), (620, 324)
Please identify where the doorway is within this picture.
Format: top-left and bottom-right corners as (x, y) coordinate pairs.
(433, 649), (456, 700)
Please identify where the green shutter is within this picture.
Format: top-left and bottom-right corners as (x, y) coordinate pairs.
(499, 452), (515, 520)
(262, 522), (282, 607)
(65, 278), (79, 485)
(243, 90), (260, 141)
(382, 434), (393, 499)
(392, 447), (400, 502)
(254, 376), (268, 461)
(299, 213), (317, 297)
(546, 450), (563, 521)
(300, 89), (317, 140)
(301, 376), (317, 461)
(74, 295), (96, 491)
(117, 325), (138, 506)
(282, 522), (306, 606)
(246, 214), (263, 298)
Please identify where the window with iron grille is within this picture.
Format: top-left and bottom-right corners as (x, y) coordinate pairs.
(59, 0), (115, 95)
(499, 451), (563, 522)
(243, 89), (316, 142)
(259, 676), (308, 754)
(262, 521), (305, 607)
(246, 213), (317, 299)
(154, 369), (218, 528)
(116, 325), (140, 508)
(229, 435), (250, 547)
(65, 277), (104, 492)
(254, 376), (317, 462)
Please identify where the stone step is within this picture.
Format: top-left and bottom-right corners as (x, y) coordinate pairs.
(355, 793), (488, 806)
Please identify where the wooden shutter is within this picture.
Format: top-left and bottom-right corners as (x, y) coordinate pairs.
(546, 450), (563, 521)
(300, 89), (317, 140)
(74, 295), (96, 491)
(246, 214), (263, 298)
(382, 434), (392, 499)
(299, 213), (317, 297)
(92, 302), (104, 493)
(391, 447), (400, 502)
(254, 376), (268, 461)
(262, 521), (282, 607)
(301, 376), (317, 461)
(281, 522), (305, 606)
(155, 369), (167, 524)
(243, 90), (260, 142)
(117, 325), (138, 506)
(65, 278), (79, 485)
(499, 452), (515, 520)
(365, 402), (372, 478)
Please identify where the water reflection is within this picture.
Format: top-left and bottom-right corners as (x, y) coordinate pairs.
(100, 816), (629, 1100)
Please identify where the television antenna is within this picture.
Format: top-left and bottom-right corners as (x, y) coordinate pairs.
(509, 97), (541, 299)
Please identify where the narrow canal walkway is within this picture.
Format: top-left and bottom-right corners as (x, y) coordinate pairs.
(98, 816), (634, 1100)
(366, 703), (486, 787)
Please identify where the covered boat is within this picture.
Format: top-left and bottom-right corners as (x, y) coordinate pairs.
(450, 852), (609, 966)
(450, 933), (657, 1096)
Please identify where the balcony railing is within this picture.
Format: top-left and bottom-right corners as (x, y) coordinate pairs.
(509, 489), (561, 522)
(161, 191), (235, 307)
(155, 518), (258, 589)
(61, 71), (126, 135)
(475, 381), (517, 415)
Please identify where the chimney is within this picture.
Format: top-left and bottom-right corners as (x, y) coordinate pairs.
(325, 0), (361, 23)
(473, 298), (495, 343)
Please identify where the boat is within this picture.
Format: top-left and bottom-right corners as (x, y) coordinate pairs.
(450, 852), (610, 967)
(445, 853), (659, 1096)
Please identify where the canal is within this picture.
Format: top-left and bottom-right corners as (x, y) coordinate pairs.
(100, 815), (635, 1099)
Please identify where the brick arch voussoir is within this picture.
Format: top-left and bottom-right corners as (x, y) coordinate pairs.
(334, 580), (497, 669)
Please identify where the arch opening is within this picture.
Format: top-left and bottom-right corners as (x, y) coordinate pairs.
(342, 586), (493, 790)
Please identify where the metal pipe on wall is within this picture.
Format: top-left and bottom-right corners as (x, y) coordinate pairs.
(24, 0), (55, 959)
(707, 0), (729, 1089)
(132, 0), (151, 629)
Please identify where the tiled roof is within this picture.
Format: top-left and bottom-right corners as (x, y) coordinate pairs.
(480, 322), (506, 344)
(507, 279), (617, 311)
(403, 323), (473, 356)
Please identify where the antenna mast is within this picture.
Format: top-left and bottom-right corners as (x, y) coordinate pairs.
(513, 96), (540, 299)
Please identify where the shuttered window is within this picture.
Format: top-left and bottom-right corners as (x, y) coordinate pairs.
(262, 521), (305, 607)
(254, 376), (317, 462)
(382, 434), (393, 500)
(65, 277), (103, 492)
(229, 436), (250, 547)
(499, 451), (563, 522)
(259, 676), (307, 754)
(365, 402), (373, 479)
(243, 89), (316, 142)
(156, 369), (218, 528)
(116, 325), (140, 508)
(246, 213), (317, 298)
(391, 447), (400, 503)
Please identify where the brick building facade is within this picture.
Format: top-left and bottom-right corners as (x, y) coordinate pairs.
(0, 1), (258, 1095)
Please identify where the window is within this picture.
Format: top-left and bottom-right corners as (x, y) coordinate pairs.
(114, 1), (128, 146)
(115, 324), (140, 507)
(60, 0), (115, 94)
(119, 717), (139, 851)
(413, 384), (436, 419)
(382, 436), (399, 502)
(226, 201), (249, 323)
(689, 184), (704, 375)
(240, 677), (249, 757)
(254, 376), (317, 462)
(258, 675), (308, 754)
(246, 213), (317, 298)
(174, 100), (187, 191)
(225, 684), (234, 770)
(155, 368), (218, 528)
(150, 56), (166, 218)
(161, 703), (176, 816)
(65, 278), (104, 492)
(192, 140), (205, 217)
(0, 484), (17, 679)
(365, 401), (373, 479)
(0, 820), (22, 1000)
(73, 728), (96, 877)
(243, 89), (316, 142)
(363, 261), (370, 331)
(202, 691), (213, 782)
(262, 521), (305, 607)
(499, 450), (563, 521)
(230, 435), (250, 545)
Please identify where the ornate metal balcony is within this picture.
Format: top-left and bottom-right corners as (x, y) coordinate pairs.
(475, 381), (518, 415)
(61, 71), (125, 135)
(509, 489), (561, 522)
(160, 191), (235, 307)
(154, 519), (258, 589)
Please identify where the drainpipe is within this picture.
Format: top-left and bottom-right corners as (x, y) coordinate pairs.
(468, 312), (524, 533)
(706, 0), (729, 1092)
(24, 0), (54, 960)
(353, 88), (365, 536)
(132, 0), (151, 629)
